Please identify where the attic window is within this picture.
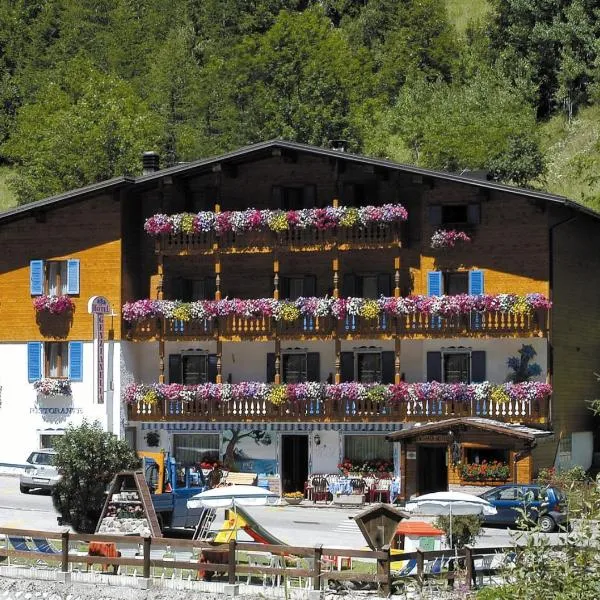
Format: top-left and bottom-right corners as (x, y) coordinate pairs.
(442, 205), (468, 225)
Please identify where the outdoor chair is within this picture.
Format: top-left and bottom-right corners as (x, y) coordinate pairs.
(311, 476), (329, 503)
(349, 478), (366, 501)
(371, 478), (391, 503)
(32, 538), (60, 555)
(393, 557), (417, 578)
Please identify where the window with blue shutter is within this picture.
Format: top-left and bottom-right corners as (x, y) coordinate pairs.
(469, 270), (484, 330)
(427, 271), (442, 329)
(30, 261), (44, 296)
(66, 259), (80, 295)
(68, 342), (83, 381)
(27, 342), (43, 382)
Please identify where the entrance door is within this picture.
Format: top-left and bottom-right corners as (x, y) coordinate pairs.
(281, 435), (308, 494)
(417, 445), (448, 495)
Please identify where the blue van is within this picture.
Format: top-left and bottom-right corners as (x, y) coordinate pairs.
(479, 484), (567, 533)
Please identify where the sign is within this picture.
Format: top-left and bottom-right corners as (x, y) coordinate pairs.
(87, 296), (111, 315)
(30, 407), (83, 415)
(88, 296), (111, 404)
(406, 451), (417, 460)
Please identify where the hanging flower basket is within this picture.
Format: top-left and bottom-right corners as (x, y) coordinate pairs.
(33, 295), (75, 315)
(430, 229), (472, 249)
(33, 378), (72, 396)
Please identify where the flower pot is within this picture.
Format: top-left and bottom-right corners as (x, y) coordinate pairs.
(285, 497), (303, 506)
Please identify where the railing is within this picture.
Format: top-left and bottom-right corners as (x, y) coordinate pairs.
(0, 526), (523, 592)
(125, 309), (548, 341)
(158, 223), (401, 254)
(128, 394), (550, 424)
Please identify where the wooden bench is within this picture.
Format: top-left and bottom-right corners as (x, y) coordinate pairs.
(223, 472), (257, 486)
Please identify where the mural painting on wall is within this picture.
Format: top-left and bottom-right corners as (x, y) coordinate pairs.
(222, 429), (277, 475)
(506, 344), (542, 383)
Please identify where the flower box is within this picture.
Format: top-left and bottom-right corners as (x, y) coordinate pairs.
(430, 229), (472, 249)
(459, 461), (510, 482)
(33, 378), (72, 397)
(285, 497), (303, 505)
(33, 295), (75, 315)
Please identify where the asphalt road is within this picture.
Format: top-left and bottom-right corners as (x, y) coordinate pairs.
(0, 475), (563, 550)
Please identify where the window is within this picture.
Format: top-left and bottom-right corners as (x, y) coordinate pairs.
(30, 259), (79, 296)
(356, 351), (382, 383)
(169, 352), (217, 384)
(272, 185), (316, 209)
(442, 205), (468, 225)
(39, 434), (63, 449)
(443, 352), (470, 383)
(489, 486), (519, 501)
(465, 448), (508, 464)
(45, 342), (69, 378)
(344, 435), (393, 463)
(176, 277), (216, 301)
(172, 433), (220, 467)
(185, 186), (217, 212)
(281, 275), (316, 300)
(361, 276), (378, 299)
(282, 353), (307, 383)
(282, 187), (304, 210)
(444, 272), (468, 296)
(342, 273), (391, 298)
(288, 277), (306, 301)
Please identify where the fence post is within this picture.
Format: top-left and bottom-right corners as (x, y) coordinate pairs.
(312, 544), (323, 590)
(228, 539), (237, 585)
(143, 536), (152, 579)
(416, 549), (425, 588)
(61, 531), (69, 573)
(377, 544), (391, 597)
(465, 545), (474, 589)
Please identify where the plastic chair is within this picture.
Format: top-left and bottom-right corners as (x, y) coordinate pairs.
(349, 478), (366, 502)
(32, 538), (60, 555)
(371, 478), (391, 503)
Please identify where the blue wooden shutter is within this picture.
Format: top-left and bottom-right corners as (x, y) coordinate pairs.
(68, 342), (83, 381)
(66, 259), (80, 295)
(27, 342), (43, 382)
(427, 271), (442, 296)
(471, 351), (486, 382)
(30, 260), (44, 296)
(468, 270), (484, 295)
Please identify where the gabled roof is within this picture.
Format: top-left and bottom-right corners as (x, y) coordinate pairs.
(385, 417), (554, 443)
(1, 139), (599, 224)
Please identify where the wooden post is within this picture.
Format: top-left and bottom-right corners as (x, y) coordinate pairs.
(228, 539), (237, 584)
(377, 544), (391, 596)
(465, 545), (474, 589)
(273, 257), (280, 300)
(143, 536), (152, 579)
(332, 256), (339, 298)
(157, 254), (165, 384)
(416, 548), (425, 589)
(394, 256), (401, 297)
(215, 257), (221, 300)
(61, 531), (69, 573)
(216, 339), (223, 383)
(274, 338), (281, 384)
(394, 336), (401, 384)
(312, 544), (323, 590)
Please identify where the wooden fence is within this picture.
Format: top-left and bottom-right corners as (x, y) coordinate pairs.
(0, 526), (517, 595)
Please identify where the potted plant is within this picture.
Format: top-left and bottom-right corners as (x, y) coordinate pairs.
(283, 491), (304, 505)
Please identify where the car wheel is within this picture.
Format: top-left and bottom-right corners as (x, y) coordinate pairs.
(539, 515), (555, 533)
(19, 484), (29, 494)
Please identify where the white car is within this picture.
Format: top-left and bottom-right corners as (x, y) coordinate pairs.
(19, 449), (60, 494)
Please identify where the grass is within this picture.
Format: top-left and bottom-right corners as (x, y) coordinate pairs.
(0, 165), (17, 212)
(445, 0), (490, 33)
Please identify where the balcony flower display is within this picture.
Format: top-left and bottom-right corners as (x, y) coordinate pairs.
(122, 293), (551, 324)
(33, 295), (75, 315)
(338, 458), (393, 475)
(430, 229), (472, 249)
(144, 203), (408, 236)
(460, 461), (510, 482)
(123, 381), (552, 407)
(33, 378), (72, 396)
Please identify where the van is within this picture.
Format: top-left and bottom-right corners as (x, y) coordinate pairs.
(19, 449), (60, 494)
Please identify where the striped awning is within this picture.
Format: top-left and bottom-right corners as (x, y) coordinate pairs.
(140, 422), (403, 433)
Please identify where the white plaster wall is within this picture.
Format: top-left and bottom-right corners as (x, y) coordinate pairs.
(310, 430), (341, 474)
(0, 342), (114, 465)
(221, 341), (274, 382)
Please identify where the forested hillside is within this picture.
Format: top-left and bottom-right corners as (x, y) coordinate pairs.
(0, 0), (599, 212)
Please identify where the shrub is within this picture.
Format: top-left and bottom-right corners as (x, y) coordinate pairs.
(433, 515), (482, 549)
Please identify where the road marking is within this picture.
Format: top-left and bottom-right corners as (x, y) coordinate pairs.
(336, 519), (360, 532)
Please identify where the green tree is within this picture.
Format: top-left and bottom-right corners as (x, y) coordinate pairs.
(3, 57), (162, 204)
(52, 420), (140, 533)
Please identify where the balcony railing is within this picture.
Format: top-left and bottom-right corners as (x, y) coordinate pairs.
(127, 393), (550, 425)
(158, 223), (402, 254)
(125, 381), (551, 426)
(125, 309), (548, 341)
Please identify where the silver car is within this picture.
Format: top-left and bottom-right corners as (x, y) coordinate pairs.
(19, 450), (60, 494)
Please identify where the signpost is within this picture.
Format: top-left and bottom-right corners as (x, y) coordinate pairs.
(88, 296), (111, 407)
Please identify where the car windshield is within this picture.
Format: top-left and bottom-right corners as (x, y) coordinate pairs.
(28, 452), (55, 466)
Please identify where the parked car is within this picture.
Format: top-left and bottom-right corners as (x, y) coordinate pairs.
(19, 449), (60, 494)
(479, 484), (567, 533)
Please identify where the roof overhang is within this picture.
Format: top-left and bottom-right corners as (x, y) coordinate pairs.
(385, 417), (554, 443)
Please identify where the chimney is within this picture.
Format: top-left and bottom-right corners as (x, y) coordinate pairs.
(330, 140), (348, 153)
(142, 151), (160, 175)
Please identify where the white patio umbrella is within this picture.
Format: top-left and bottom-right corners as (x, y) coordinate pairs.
(404, 491), (497, 551)
(187, 485), (279, 509)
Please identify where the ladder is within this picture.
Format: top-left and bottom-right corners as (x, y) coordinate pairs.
(193, 508), (217, 540)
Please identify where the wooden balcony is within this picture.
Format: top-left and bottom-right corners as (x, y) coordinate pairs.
(158, 223), (402, 255)
(127, 394), (550, 425)
(124, 309), (548, 341)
